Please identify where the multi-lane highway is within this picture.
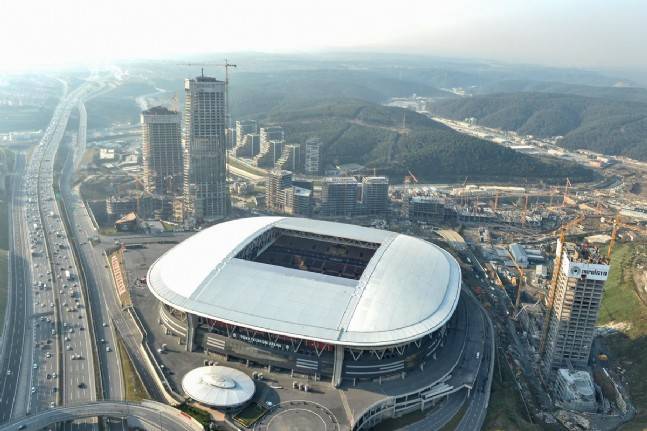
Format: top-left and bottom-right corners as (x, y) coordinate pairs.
(0, 73), (123, 428)
(0, 400), (203, 431)
(0, 155), (30, 421)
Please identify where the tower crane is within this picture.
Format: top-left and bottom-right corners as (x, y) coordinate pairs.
(562, 177), (572, 207)
(608, 213), (622, 258)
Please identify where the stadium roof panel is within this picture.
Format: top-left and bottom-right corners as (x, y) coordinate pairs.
(148, 217), (462, 347)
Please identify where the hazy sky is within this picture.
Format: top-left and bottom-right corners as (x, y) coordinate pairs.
(1, 0), (645, 72)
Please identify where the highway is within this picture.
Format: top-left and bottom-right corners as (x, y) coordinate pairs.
(26, 78), (101, 418)
(0, 73), (123, 429)
(0, 155), (31, 421)
(62, 101), (125, 403)
(456, 299), (496, 431)
(0, 400), (203, 431)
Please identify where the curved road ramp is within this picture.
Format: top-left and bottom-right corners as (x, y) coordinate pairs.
(0, 400), (203, 431)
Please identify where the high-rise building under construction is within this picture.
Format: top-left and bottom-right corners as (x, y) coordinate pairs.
(541, 240), (609, 381)
(141, 106), (183, 195)
(182, 76), (230, 221)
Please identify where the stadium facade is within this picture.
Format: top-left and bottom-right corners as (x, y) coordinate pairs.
(147, 217), (462, 387)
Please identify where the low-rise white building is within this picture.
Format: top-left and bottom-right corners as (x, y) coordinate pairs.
(555, 368), (597, 412)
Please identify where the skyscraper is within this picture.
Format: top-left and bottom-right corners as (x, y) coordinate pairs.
(304, 137), (321, 175)
(541, 240), (609, 381)
(182, 76), (230, 221)
(141, 106), (183, 195)
(321, 177), (358, 216)
(266, 169), (293, 212)
(361, 176), (389, 215)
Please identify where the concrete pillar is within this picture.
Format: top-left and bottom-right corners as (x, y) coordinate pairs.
(186, 314), (197, 352)
(332, 345), (344, 388)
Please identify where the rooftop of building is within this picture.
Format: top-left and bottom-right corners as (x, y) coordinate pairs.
(557, 368), (595, 398)
(182, 366), (255, 407)
(194, 75), (223, 83)
(115, 212), (137, 224)
(292, 186), (311, 197)
(268, 169), (292, 177)
(362, 176), (389, 184)
(147, 217), (462, 347)
(142, 106), (178, 116)
(563, 241), (610, 265)
(410, 196), (446, 204)
(323, 176), (358, 184)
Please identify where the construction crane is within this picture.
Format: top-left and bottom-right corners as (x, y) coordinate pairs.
(169, 92), (179, 112)
(510, 253), (526, 311)
(176, 60), (238, 129)
(562, 177), (572, 207)
(403, 170), (419, 196)
(521, 194), (529, 226)
(539, 212), (583, 354)
(608, 213), (622, 258)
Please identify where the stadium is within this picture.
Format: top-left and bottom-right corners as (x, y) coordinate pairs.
(147, 217), (462, 387)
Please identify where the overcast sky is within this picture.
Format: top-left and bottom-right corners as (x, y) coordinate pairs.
(1, 0), (645, 72)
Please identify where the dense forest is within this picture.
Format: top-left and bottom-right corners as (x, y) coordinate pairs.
(264, 98), (595, 182)
(431, 92), (647, 161)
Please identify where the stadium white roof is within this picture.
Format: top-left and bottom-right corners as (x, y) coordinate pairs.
(148, 217), (461, 347)
(182, 366), (255, 408)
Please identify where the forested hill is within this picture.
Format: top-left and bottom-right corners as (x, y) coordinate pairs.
(267, 98), (596, 182)
(430, 92), (647, 161)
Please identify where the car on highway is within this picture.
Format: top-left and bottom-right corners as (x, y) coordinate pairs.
(78, 382), (86, 389)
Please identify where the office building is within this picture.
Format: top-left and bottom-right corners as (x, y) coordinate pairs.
(284, 186), (312, 216)
(403, 196), (449, 222)
(182, 75), (230, 221)
(361, 176), (389, 215)
(260, 126), (284, 149)
(541, 240), (609, 380)
(141, 106), (183, 195)
(304, 137), (322, 175)
(321, 177), (358, 217)
(236, 120), (257, 145)
(232, 133), (260, 158)
(275, 144), (301, 172)
(266, 169), (293, 212)
(254, 139), (284, 168)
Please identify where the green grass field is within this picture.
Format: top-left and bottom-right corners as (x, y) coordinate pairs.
(116, 336), (150, 401)
(233, 403), (268, 428)
(179, 403), (212, 427)
(597, 242), (647, 430)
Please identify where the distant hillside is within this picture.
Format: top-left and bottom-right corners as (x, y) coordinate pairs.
(431, 92), (647, 161)
(229, 69), (452, 119)
(476, 80), (647, 104)
(269, 98), (595, 182)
